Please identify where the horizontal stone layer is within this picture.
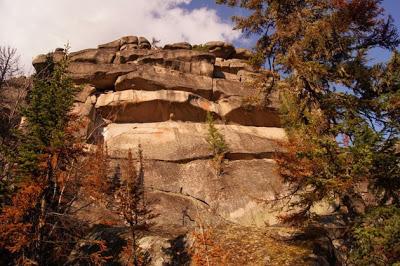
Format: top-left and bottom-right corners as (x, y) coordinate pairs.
(67, 62), (139, 89)
(95, 90), (281, 127)
(95, 90), (218, 123)
(215, 58), (254, 74)
(69, 48), (116, 64)
(102, 121), (286, 161)
(115, 49), (215, 77)
(114, 65), (213, 99)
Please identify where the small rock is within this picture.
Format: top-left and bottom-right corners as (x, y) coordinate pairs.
(121, 35), (138, 45)
(164, 42), (192, 50)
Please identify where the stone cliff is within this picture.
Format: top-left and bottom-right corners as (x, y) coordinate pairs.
(32, 36), (331, 265)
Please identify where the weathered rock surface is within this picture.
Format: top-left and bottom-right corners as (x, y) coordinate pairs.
(215, 58), (254, 74)
(135, 49), (215, 77)
(234, 48), (254, 60)
(74, 84), (95, 103)
(95, 90), (218, 123)
(67, 62), (140, 89)
(31, 36), (332, 265)
(143, 158), (287, 226)
(164, 42), (192, 50)
(205, 41), (235, 59)
(103, 122), (285, 161)
(32, 50), (65, 71)
(218, 97), (281, 127)
(113, 49), (215, 77)
(69, 48), (116, 64)
(114, 49), (155, 64)
(94, 89), (281, 127)
(114, 65), (213, 98)
(98, 35), (149, 50)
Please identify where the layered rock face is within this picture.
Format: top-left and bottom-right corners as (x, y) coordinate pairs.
(32, 36), (312, 264)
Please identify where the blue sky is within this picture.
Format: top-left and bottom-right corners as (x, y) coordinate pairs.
(0, 0), (398, 72)
(188, 0), (400, 63)
(187, 0), (400, 36)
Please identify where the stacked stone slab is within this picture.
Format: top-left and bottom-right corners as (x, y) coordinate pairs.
(33, 36), (294, 261)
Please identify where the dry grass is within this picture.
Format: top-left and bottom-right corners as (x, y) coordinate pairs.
(211, 223), (313, 266)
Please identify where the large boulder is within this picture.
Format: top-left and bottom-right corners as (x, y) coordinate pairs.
(98, 39), (122, 51)
(121, 35), (138, 45)
(67, 62), (141, 89)
(164, 42), (192, 50)
(32, 51), (65, 71)
(205, 41), (235, 59)
(138, 36), (151, 49)
(98, 35), (140, 51)
(69, 48), (116, 64)
(114, 65), (213, 99)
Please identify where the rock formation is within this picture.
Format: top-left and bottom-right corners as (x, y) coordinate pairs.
(33, 36), (330, 265)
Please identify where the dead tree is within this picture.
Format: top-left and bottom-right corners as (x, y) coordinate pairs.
(116, 145), (157, 265)
(0, 46), (21, 90)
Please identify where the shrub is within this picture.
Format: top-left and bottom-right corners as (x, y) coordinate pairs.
(205, 112), (228, 175)
(350, 206), (400, 265)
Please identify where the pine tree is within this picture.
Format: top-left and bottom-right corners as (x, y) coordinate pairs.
(218, 0), (400, 262)
(18, 51), (76, 178)
(0, 47), (108, 265)
(206, 112), (228, 175)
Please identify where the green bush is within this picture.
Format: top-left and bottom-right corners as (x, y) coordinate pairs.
(351, 206), (400, 265)
(205, 112), (228, 175)
(192, 44), (210, 52)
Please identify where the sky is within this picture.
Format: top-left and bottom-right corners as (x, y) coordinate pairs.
(0, 0), (398, 73)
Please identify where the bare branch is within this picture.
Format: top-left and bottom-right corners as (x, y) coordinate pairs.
(0, 46), (21, 90)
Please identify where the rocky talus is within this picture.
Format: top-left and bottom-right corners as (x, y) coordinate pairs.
(33, 36), (332, 265)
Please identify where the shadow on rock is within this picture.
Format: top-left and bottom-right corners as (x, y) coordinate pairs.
(162, 234), (191, 266)
(67, 224), (127, 266)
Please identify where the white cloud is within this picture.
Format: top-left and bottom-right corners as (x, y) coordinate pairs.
(0, 0), (241, 73)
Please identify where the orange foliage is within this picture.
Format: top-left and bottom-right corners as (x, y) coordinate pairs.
(80, 144), (111, 201)
(190, 225), (229, 266)
(0, 183), (42, 254)
(87, 240), (112, 265)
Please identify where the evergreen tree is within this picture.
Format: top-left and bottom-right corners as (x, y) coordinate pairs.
(205, 112), (228, 175)
(217, 0), (400, 262)
(18, 52), (76, 178)
(0, 48), (90, 264)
